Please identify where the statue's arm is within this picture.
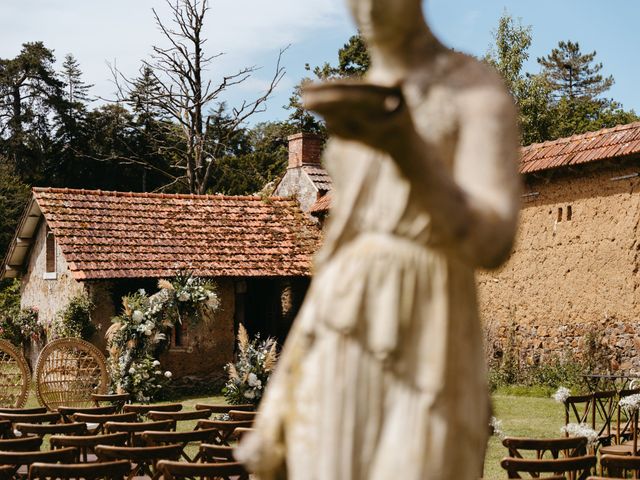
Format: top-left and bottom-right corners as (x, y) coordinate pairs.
(391, 85), (521, 268)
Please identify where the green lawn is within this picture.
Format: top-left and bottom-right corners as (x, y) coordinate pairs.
(484, 393), (565, 479)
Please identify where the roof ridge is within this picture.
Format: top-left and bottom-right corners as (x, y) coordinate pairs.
(522, 121), (640, 154)
(32, 187), (294, 202)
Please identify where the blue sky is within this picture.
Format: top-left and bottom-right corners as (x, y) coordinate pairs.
(1, 0), (638, 125)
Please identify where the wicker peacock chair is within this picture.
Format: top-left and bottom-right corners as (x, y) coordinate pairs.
(0, 340), (31, 408)
(35, 338), (108, 410)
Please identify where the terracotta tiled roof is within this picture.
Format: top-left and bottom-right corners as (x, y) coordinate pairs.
(32, 188), (321, 280)
(303, 165), (333, 191)
(520, 121), (640, 174)
(309, 193), (332, 215)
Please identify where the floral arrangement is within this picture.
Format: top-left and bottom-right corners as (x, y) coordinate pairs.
(561, 422), (598, 445)
(619, 393), (640, 414)
(223, 324), (277, 405)
(490, 416), (506, 440)
(106, 273), (218, 402)
(552, 386), (572, 404)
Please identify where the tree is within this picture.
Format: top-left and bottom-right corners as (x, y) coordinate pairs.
(538, 41), (614, 100)
(286, 33), (370, 134)
(0, 42), (66, 181)
(0, 159), (30, 257)
(484, 13), (554, 145)
(113, 0), (286, 194)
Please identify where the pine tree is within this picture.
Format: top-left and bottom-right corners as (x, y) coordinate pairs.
(61, 54), (93, 107)
(537, 41), (614, 100)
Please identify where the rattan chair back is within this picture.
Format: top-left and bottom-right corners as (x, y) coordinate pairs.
(0, 340), (31, 408)
(34, 338), (108, 410)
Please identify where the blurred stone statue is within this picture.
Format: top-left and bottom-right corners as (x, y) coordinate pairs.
(235, 0), (521, 478)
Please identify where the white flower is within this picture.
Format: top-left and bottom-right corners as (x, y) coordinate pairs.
(128, 367), (135, 374)
(490, 416), (505, 440)
(243, 389), (256, 399)
(164, 371), (172, 378)
(152, 360), (161, 367)
(154, 370), (162, 376)
(561, 423), (598, 444)
(553, 386), (571, 404)
(132, 310), (144, 323)
(144, 329), (153, 336)
(177, 292), (190, 302)
(138, 289), (146, 296)
(620, 394), (640, 414)
(247, 373), (262, 388)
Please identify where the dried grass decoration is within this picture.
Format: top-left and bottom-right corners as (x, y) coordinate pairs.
(0, 340), (31, 408)
(35, 338), (108, 410)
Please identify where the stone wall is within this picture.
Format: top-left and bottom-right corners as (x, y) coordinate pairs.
(477, 161), (640, 371)
(20, 221), (86, 327)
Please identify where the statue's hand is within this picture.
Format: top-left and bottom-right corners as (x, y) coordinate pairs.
(303, 81), (414, 153)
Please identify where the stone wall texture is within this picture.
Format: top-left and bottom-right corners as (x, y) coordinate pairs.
(477, 161), (640, 371)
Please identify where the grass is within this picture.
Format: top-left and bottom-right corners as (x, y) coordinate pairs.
(484, 393), (565, 480)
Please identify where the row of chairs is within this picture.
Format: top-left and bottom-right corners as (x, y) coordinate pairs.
(0, 400), (257, 479)
(500, 435), (640, 478)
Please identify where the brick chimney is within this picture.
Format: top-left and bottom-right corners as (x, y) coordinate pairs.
(287, 133), (322, 169)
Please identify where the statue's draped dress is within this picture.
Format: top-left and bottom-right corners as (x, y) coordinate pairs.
(250, 100), (493, 479)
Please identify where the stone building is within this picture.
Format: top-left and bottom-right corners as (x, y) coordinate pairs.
(309, 121), (640, 370)
(274, 133), (332, 215)
(1, 188), (320, 379)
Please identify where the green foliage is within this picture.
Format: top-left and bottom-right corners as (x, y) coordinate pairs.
(0, 160), (31, 256)
(485, 12), (638, 145)
(223, 324), (277, 405)
(50, 293), (95, 340)
(106, 274), (219, 402)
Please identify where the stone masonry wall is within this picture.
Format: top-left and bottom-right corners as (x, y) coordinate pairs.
(477, 162), (640, 371)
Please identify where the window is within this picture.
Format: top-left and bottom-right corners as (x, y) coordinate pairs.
(171, 322), (188, 349)
(44, 226), (57, 280)
(567, 205), (572, 221)
(557, 207), (563, 223)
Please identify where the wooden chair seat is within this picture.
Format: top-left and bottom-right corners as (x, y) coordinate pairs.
(0, 436), (43, 452)
(122, 403), (182, 415)
(15, 422), (87, 438)
(142, 428), (223, 461)
(501, 454), (597, 479)
(28, 460), (131, 480)
(50, 432), (129, 462)
(157, 460), (249, 480)
(95, 444), (181, 480)
(195, 420), (254, 445)
(0, 447), (77, 479)
(194, 403), (254, 414)
(147, 410), (212, 422)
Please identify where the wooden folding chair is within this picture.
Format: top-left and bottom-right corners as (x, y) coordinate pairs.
(141, 427), (221, 461)
(104, 420), (176, 446)
(157, 460), (249, 480)
(91, 393), (130, 412)
(601, 409), (639, 456)
(0, 413), (61, 425)
(233, 427), (254, 440)
(564, 395), (593, 428)
(500, 454), (597, 479)
(122, 403), (182, 416)
(194, 403), (254, 414)
(0, 436), (43, 452)
(0, 466), (14, 480)
(50, 432), (129, 462)
(612, 388), (640, 444)
(592, 390), (617, 446)
(199, 444), (235, 463)
(15, 422), (88, 438)
(600, 453), (640, 478)
(58, 405), (118, 423)
(28, 460), (131, 480)
(72, 412), (138, 434)
(0, 408), (47, 415)
(195, 420), (253, 446)
(0, 447), (77, 480)
(227, 410), (256, 422)
(146, 409), (212, 423)
(502, 437), (588, 459)
(95, 444), (181, 480)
